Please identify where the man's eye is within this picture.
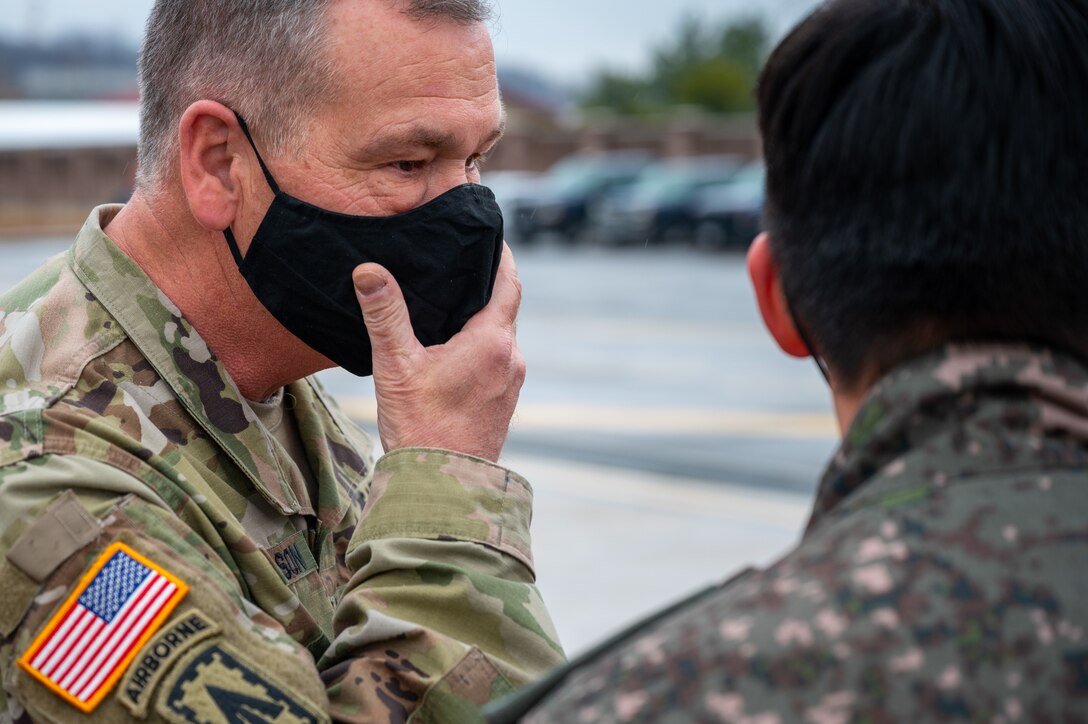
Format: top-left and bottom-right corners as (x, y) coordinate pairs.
(392, 160), (426, 173)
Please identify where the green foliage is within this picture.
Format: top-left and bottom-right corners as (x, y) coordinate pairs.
(582, 15), (770, 116)
(582, 71), (660, 116)
(674, 59), (753, 113)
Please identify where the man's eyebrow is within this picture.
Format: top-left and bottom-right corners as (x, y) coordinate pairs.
(363, 112), (506, 158)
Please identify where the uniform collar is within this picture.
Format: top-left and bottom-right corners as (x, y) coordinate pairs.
(69, 206), (356, 525)
(807, 343), (1088, 534)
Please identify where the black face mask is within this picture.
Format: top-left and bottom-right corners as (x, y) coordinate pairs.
(224, 113), (504, 377)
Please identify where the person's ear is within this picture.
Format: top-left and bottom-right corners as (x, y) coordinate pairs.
(747, 232), (810, 358)
(178, 101), (245, 232)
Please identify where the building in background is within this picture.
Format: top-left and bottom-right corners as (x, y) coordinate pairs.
(0, 36), (759, 236)
(0, 101), (136, 235)
(0, 35), (137, 235)
(492, 67), (760, 173)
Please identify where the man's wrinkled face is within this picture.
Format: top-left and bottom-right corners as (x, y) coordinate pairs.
(251, 0), (504, 217)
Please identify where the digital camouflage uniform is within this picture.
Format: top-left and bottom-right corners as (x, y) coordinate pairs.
(0, 206), (564, 723)
(488, 345), (1088, 722)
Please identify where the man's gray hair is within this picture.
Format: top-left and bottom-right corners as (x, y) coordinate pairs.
(136, 0), (494, 190)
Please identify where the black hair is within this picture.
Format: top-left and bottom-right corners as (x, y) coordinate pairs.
(758, 0), (1088, 385)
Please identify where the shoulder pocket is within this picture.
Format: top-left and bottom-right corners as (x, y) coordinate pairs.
(9, 510), (331, 723)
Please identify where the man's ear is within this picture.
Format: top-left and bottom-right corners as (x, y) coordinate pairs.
(178, 101), (244, 232)
(747, 232), (811, 358)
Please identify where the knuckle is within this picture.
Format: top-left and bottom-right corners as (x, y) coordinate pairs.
(509, 274), (524, 305)
(511, 349), (527, 383)
(485, 337), (511, 369)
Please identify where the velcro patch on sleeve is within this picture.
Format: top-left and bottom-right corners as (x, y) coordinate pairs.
(17, 541), (189, 713)
(6, 490), (102, 583)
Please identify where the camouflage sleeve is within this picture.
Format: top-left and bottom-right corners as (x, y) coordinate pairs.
(319, 448), (566, 722)
(0, 460), (335, 724)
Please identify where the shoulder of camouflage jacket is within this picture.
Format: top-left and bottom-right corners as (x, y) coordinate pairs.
(811, 343), (1088, 524)
(0, 222), (372, 655)
(523, 345), (1088, 723)
(0, 495), (333, 724)
(525, 470), (1088, 722)
(0, 246), (123, 429)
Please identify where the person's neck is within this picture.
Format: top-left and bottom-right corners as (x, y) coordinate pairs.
(828, 362), (887, 436)
(832, 389), (866, 436)
(104, 192), (327, 400)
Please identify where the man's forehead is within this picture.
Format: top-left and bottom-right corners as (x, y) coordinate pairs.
(285, 0), (500, 160)
(325, 0), (496, 86)
(322, 4), (496, 108)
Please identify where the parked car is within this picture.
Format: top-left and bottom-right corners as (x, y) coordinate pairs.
(480, 170), (543, 245)
(510, 151), (653, 243)
(692, 162), (766, 250)
(589, 156), (743, 246)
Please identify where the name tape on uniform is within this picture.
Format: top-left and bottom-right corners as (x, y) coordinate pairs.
(263, 532), (318, 584)
(17, 541), (189, 713)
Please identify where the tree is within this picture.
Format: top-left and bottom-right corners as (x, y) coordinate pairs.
(674, 59), (753, 113)
(582, 15), (770, 116)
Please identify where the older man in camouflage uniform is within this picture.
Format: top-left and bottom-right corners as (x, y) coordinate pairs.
(486, 0), (1088, 721)
(0, 0), (563, 722)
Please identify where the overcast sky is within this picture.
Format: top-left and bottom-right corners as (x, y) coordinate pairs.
(2, 0), (823, 83)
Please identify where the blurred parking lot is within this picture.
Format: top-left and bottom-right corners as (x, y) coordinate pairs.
(485, 154), (765, 250)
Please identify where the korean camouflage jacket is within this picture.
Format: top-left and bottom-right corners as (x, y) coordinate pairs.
(488, 344), (1088, 722)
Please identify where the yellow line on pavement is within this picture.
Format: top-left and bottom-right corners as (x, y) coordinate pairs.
(335, 398), (838, 438)
(507, 453), (813, 526)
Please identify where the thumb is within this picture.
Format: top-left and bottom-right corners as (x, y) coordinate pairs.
(353, 263), (418, 363)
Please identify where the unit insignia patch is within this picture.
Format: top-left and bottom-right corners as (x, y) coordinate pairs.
(158, 643), (325, 724)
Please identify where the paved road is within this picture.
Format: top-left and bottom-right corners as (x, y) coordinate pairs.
(1, 233), (836, 652)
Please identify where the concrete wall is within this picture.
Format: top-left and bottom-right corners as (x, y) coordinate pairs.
(0, 145), (134, 235)
(488, 111), (760, 173)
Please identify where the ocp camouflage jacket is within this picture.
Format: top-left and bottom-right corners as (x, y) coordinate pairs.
(0, 206), (564, 723)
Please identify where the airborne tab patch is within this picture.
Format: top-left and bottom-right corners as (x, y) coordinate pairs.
(119, 609), (220, 716)
(17, 541), (189, 713)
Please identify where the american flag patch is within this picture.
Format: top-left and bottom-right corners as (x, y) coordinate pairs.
(17, 541), (188, 713)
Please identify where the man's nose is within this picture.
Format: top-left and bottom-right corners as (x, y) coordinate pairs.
(426, 164), (473, 202)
